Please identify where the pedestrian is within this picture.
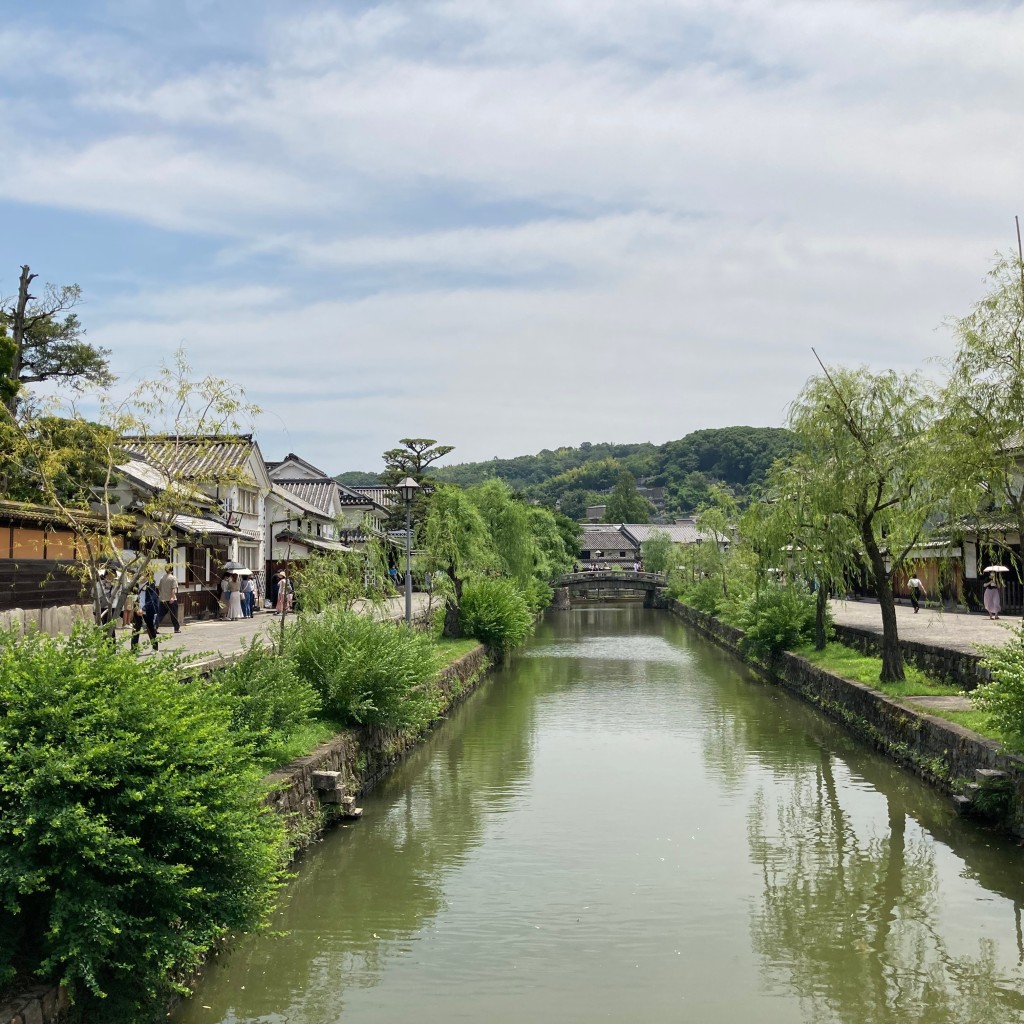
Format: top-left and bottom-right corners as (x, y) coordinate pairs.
(94, 568), (115, 639)
(241, 574), (256, 617)
(907, 574), (926, 614)
(131, 577), (160, 653)
(158, 567), (181, 633)
(275, 571), (293, 614)
(225, 573), (244, 620)
(984, 573), (1002, 620)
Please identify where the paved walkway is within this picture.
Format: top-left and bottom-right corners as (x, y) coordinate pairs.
(830, 598), (1020, 656)
(123, 593), (434, 669)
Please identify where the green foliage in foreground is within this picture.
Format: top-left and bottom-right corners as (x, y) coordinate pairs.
(736, 586), (821, 664)
(208, 639), (321, 766)
(459, 577), (535, 654)
(287, 608), (442, 729)
(972, 627), (1024, 743)
(0, 628), (286, 1023)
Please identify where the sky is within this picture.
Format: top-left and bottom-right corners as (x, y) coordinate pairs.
(2, 1), (1022, 475)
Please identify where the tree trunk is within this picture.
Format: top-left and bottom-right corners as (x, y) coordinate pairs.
(5, 265), (34, 416)
(862, 524), (904, 682)
(815, 582), (828, 650)
(442, 570), (463, 638)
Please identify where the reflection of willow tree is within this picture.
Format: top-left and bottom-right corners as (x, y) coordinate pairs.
(748, 759), (1024, 1023)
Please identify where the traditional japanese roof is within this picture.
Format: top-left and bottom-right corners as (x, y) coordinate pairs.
(274, 479), (338, 514)
(122, 435), (261, 480)
(273, 529), (351, 553)
(172, 514), (247, 539)
(350, 486), (397, 509)
(267, 453), (329, 478)
(578, 529), (638, 553)
(621, 523), (715, 546)
(268, 483), (331, 520)
(0, 498), (114, 530)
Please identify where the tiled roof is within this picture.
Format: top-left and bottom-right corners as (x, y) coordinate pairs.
(274, 529), (352, 553)
(269, 484), (331, 520)
(578, 529), (637, 552)
(172, 514), (246, 539)
(275, 479), (337, 514)
(122, 435), (257, 480)
(622, 523), (713, 545)
(351, 486), (397, 508)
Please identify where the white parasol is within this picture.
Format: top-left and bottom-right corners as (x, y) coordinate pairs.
(982, 565), (1010, 573)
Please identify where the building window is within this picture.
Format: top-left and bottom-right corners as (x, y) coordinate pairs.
(238, 544), (260, 570)
(237, 488), (259, 515)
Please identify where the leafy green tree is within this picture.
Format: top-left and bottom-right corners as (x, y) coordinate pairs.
(938, 252), (1024, 566)
(468, 478), (538, 585)
(381, 437), (454, 485)
(2, 266), (113, 416)
(0, 627), (286, 1022)
(422, 485), (496, 637)
(788, 364), (938, 681)
(603, 469), (651, 523)
(640, 529), (678, 574)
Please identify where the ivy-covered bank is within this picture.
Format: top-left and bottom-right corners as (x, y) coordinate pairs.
(665, 599), (1024, 835)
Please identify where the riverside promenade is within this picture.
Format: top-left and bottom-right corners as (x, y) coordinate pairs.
(830, 598), (1019, 655)
(127, 593), (434, 670)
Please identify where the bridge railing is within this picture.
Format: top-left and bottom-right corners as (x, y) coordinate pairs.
(553, 571), (668, 586)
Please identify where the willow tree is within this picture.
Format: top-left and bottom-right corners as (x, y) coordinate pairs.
(422, 485), (495, 637)
(938, 252), (1024, 565)
(788, 365), (938, 682)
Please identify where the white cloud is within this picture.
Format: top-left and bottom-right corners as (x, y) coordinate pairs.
(2, 0), (1022, 469)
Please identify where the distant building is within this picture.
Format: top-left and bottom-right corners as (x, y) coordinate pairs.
(584, 504), (607, 523)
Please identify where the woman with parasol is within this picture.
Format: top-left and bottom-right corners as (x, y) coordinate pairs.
(982, 565), (1007, 620)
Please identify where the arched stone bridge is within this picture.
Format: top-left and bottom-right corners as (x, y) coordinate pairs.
(553, 570), (668, 590)
(551, 570), (668, 606)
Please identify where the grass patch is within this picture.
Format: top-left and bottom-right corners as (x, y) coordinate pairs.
(434, 637), (483, 666)
(258, 718), (345, 773)
(795, 642), (961, 697)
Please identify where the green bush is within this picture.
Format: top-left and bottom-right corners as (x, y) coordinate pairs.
(459, 577), (534, 654)
(0, 627), (285, 1023)
(521, 576), (553, 612)
(737, 585), (820, 664)
(208, 639), (321, 762)
(973, 628), (1024, 739)
(686, 577), (724, 615)
(286, 609), (441, 729)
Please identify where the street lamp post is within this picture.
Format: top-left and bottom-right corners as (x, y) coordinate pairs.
(395, 477), (420, 625)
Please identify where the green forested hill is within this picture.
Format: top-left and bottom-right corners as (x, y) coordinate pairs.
(426, 426), (797, 517)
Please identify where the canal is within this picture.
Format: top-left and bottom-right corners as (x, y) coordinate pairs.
(174, 604), (1024, 1023)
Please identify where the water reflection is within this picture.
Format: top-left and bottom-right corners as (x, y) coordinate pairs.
(748, 762), (1024, 1022)
(176, 605), (1024, 1024)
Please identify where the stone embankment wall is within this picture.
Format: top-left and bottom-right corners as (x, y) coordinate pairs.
(666, 600), (1024, 836)
(833, 623), (989, 691)
(0, 604), (91, 636)
(264, 644), (490, 831)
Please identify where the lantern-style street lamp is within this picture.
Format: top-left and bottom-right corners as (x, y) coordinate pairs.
(395, 477), (420, 624)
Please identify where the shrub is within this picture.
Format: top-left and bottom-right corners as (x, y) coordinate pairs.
(737, 584), (820, 664)
(286, 609), (441, 729)
(973, 628), (1024, 739)
(208, 639), (320, 761)
(521, 576), (553, 612)
(686, 577), (724, 615)
(0, 627), (285, 1023)
(459, 577), (534, 654)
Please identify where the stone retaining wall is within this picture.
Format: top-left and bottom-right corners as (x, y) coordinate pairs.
(0, 604), (91, 636)
(832, 623), (989, 691)
(264, 644), (491, 830)
(667, 600), (1024, 836)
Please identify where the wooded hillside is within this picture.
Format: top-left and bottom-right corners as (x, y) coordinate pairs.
(339, 427), (796, 518)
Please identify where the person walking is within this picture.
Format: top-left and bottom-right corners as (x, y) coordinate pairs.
(131, 577), (160, 653)
(158, 567), (181, 633)
(984, 574), (1002, 620)
(275, 571), (293, 614)
(907, 574), (926, 614)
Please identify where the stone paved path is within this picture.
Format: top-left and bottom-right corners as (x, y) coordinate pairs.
(829, 598), (1020, 655)
(121, 593), (434, 670)
(829, 598), (1023, 711)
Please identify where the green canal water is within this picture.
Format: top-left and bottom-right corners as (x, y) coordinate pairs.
(173, 605), (1024, 1023)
